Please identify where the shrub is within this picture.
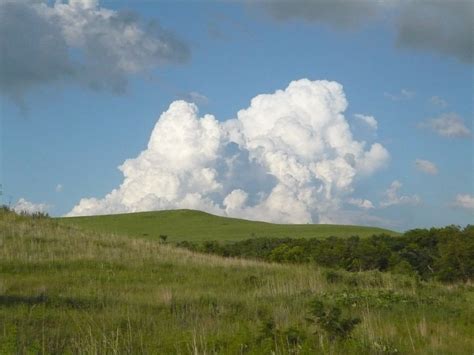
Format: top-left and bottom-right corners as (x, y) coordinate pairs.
(325, 270), (344, 284)
(257, 317), (277, 343)
(283, 326), (306, 347)
(306, 299), (360, 341)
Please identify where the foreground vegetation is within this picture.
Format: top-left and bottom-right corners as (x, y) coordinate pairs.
(58, 209), (398, 242)
(1, 209), (473, 354)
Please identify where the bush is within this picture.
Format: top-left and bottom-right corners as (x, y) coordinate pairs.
(325, 270), (344, 284)
(306, 299), (360, 341)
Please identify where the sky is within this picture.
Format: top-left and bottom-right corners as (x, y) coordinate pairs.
(1, 0), (473, 231)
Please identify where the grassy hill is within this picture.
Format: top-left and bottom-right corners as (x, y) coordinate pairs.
(1, 210), (473, 353)
(58, 209), (398, 242)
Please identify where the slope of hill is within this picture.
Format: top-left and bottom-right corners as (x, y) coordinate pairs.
(58, 209), (398, 242)
(1, 210), (472, 354)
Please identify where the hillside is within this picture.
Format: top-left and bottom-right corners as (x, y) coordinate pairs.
(58, 209), (398, 242)
(1, 209), (473, 353)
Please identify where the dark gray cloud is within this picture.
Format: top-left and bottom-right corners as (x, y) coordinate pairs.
(206, 11), (255, 41)
(396, 1), (473, 64)
(260, 0), (379, 29)
(72, 8), (190, 93)
(0, 1), (74, 102)
(0, 0), (190, 101)
(257, 0), (473, 63)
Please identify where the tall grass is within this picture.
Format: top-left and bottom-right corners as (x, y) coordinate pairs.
(1, 210), (473, 354)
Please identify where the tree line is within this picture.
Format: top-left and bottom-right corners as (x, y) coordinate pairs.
(177, 225), (474, 283)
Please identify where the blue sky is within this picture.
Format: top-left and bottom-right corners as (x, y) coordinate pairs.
(1, 0), (472, 231)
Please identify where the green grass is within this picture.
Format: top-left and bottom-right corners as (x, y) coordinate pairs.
(57, 209), (398, 242)
(1, 211), (473, 354)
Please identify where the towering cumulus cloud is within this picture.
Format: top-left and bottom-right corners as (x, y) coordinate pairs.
(68, 79), (389, 223)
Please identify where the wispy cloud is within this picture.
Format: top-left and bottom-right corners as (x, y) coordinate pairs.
(453, 194), (474, 211)
(419, 113), (471, 138)
(348, 198), (374, 209)
(354, 114), (377, 131)
(384, 89), (415, 101)
(429, 96), (448, 109)
(13, 198), (50, 214)
(178, 91), (209, 106)
(380, 180), (420, 208)
(415, 159), (438, 175)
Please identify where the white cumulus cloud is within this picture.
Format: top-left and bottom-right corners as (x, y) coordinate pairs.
(415, 159), (438, 175)
(67, 79), (390, 224)
(380, 180), (420, 208)
(13, 198), (50, 214)
(453, 194), (474, 210)
(68, 100), (224, 216)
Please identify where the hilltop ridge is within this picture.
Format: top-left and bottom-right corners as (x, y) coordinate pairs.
(58, 209), (398, 242)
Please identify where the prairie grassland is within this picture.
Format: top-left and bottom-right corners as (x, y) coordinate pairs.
(1, 211), (473, 354)
(57, 209), (398, 242)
